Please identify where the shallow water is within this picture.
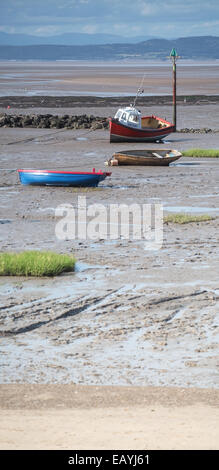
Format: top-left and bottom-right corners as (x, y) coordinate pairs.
(171, 162), (201, 166)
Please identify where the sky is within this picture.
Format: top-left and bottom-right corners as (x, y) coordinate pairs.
(1, 0), (219, 38)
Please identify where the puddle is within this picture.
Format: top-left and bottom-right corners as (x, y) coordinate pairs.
(38, 207), (56, 213)
(171, 162), (200, 166)
(0, 219), (12, 224)
(84, 152), (98, 157)
(74, 261), (104, 272)
(189, 194), (217, 198)
(103, 185), (138, 189)
(0, 186), (16, 191)
(164, 205), (219, 214)
(75, 137), (88, 141)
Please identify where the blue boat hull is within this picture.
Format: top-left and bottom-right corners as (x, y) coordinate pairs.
(18, 170), (109, 187)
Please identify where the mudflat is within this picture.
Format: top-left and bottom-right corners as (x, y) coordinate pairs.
(0, 119), (218, 449)
(0, 60), (218, 449)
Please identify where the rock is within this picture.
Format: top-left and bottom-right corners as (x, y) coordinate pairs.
(22, 116), (33, 126)
(0, 113), (110, 130)
(92, 122), (103, 130)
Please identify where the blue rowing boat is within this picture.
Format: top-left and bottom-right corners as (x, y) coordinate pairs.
(18, 168), (111, 187)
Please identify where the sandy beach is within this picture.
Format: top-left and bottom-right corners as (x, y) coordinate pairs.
(0, 61), (218, 450)
(0, 384), (219, 450)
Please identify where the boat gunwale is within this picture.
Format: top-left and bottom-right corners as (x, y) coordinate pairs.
(113, 149), (182, 159)
(17, 169), (112, 176)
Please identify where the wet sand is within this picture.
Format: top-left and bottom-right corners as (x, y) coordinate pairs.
(1, 60), (219, 96)
(0, 63), (219, 448)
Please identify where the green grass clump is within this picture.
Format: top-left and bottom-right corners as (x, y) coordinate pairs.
(0, 250), (76, 277)
(164, 213), (214, 224)
(182, 148), (219, 158)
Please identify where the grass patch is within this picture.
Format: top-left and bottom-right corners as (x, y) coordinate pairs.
(164, 213), (214, 224)
(0, 250), (76, 277)
(182, 148), (219, 158)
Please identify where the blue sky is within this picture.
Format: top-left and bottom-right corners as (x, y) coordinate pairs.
(1, 0), (219, 38)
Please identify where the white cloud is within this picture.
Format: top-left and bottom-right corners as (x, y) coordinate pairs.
(82, 25), (98, 34)
(139, 2), (158, 16)
(33, 26), (62, 36)
(0, 26), (16, 34)
(113, 23), (143, 36)
(1, 0), (219, 38)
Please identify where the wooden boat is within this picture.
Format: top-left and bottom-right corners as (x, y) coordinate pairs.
(109, 106), (174, 143)
(18, 168), (111, 187)
(105, 149), (182, 166)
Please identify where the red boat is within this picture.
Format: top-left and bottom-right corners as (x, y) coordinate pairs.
(109, 106), (174, 143)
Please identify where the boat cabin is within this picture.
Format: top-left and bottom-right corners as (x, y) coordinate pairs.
(114, 105), (167, 130)
(114, 106), (142, 129)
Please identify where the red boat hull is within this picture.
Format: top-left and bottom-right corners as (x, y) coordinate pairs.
(109, 116), (174, 142)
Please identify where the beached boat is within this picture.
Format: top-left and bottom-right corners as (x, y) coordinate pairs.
(105, 149), (182, 166)
(18, 168), (111, 187)
(109, 106), (174, 143)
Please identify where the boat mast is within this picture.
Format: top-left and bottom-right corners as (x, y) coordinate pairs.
(133, 73), (145, 108)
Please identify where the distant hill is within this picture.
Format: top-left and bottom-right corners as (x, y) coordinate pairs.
(0, 31), (155, 46)
(0, 36), (219, 60)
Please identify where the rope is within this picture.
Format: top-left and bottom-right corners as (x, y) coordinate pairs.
(0, 127), (96, 146)
(2, 128), (69, 146)
(133, 73), (146, 108)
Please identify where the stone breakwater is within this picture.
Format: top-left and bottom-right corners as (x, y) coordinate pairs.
(0, 113), (109, 130)
(0, 113), (218, 133)
(180, 127), (219, 134)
